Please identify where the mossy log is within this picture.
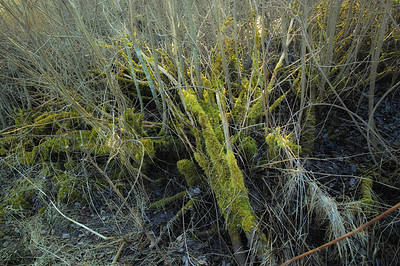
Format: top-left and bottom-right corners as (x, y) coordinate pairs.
(182, 90), (274, 264)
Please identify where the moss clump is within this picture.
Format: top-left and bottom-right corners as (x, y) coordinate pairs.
(229, 89), (246, 123)
(247, 87), (264, 124)
(32, 110), (82, 135)
(359, 176), (374, 215)
(38, 206), (47, 216)
(135, 138), (155, 162)
(266, 126), (301, 160)
(149, 190), (187, 209)
(3, 179), (37, 211)
(53, 173), (84, 204)
(236, 136), (258, 163)
(224, 150), (257, 233)
(2, 106), (160, 218)
(0, 147), (7, 156)
(25, 136), (69, 165)
(177, 159), (202, 187)
(122, 108), (145, 135)
(13, 108), (34, 126)
(194, 152), (209, 173)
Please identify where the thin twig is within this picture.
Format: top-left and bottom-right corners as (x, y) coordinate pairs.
(112, 239), (126, 264)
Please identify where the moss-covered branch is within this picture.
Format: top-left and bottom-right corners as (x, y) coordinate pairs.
(182, 90), (273, 263)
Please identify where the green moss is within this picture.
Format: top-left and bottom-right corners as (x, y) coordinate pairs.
(32, 110), (81, 134)
(3, 179), (36, 211)
(53, 173), (84, 204)
(122, 108), (145, 135)
(236, 136), (257, 163)
(154, 135), (183, 163)
(247, 88), (264, 124)
(0, 147), (7, 156)
(266, 126), (301, 160)
(225, 150), (258, 233)
(21, 135), (69, 165)
(133, 138), (155, 163)
(183, 89), (269, 256)
(230, 89), (246, 123)
(73, 128), (111, 155)
(300, 106), (316, 156)
(177, 159), (202, 187)
(17, 109), (157, 171)
(194, 152), (209, 173)
(149, 190), (187, 209)
(13, 108), (33, 126)
(360, 176), (374, 214)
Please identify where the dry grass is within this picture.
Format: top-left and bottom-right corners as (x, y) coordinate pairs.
(0, 0), (399, 265)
